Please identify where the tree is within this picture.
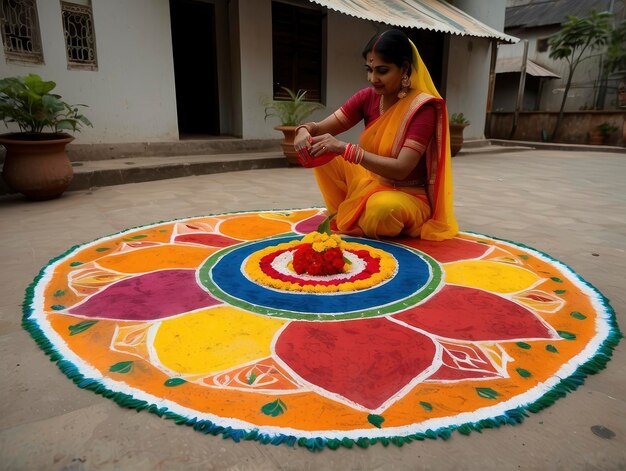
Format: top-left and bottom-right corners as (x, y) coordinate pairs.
(548, 10), (613, 141)
(595, 19), (626, 110)
(605, 19), (626, 74)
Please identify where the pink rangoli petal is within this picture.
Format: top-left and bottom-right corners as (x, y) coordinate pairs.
(67, 269), (219, 321)
(294, 214), (327, 234)
(275, 318), (437, 410)
(401, 237), (490, 263)
(394, 285), (558, 342)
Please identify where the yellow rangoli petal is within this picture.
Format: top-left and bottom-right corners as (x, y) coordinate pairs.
(444, 260), (541, 294)
(258, 209), (321, 224)
(153, 307), (286, 375)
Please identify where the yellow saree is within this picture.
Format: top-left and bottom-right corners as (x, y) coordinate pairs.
(314, 41), (458, 241)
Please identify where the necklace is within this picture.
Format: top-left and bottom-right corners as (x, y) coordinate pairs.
(379, 96), (385, 115)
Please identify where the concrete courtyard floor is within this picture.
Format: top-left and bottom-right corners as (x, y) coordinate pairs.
(0, 147), (625, 470)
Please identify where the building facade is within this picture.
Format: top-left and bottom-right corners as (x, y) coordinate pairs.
(1, 0), (512, 145)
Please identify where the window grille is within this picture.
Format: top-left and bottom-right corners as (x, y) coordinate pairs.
(61, 1), (97, 70)
(0, 0), (44, 63)
(272, 1), (323, 102)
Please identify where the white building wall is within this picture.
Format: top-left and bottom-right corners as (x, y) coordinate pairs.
(237, 0), (274, 139)
(446, 0), (508, 140)
(0, 0), (179, 144)
(323, 13), (379, 144)
(238, 3), (375, 142)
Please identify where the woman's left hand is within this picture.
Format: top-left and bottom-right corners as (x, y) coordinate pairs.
(309, 134), (347, 157)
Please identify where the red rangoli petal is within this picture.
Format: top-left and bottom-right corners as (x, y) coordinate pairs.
(275, 318), (437, 410)
(400, 237), (490, 263)
(394, 285), (557, 342)
(175, 233), (240, 248)
(428, 342), (503, 381)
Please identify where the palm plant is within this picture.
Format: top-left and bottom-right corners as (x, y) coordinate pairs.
(261, 87), (323, 126)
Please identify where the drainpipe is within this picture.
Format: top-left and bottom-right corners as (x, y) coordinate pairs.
(509, 39), (528, 140)
(485, 39), (498, 138)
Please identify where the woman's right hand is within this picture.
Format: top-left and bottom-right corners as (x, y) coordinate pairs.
(294, 127), (311, 153)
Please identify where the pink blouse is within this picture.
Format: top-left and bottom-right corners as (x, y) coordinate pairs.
(336, 87), (435, 155)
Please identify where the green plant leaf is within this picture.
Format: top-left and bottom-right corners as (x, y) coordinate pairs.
(0, 74), (90, 133)
(546, 344), (559, 353)
(51, 304), (65, 311)
(476, 387), (500, 399)
(367, 414), (385, 428)
(69, 261), (83, 266)
(68, 320), (98, 336)
(316, 213), (335, 235)
(247, 371), (257, 385)
(95, 247), (110, 252)
(550, 277), (563, 283)
(558, 330), (577, 340)
(164, 378), (187, 387)
(516, 368), (532, 378)
(419, 401), (433, 411)
(554, 289), (567, 294)
(516, 342), (531, 349)
(261, 399), (287, 417)
(109, 361), (134, 374)
(53, 290), (66, 297)
(570, 311), (587, 320)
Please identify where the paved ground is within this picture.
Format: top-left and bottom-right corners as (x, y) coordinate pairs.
(0, 147), (625, 470)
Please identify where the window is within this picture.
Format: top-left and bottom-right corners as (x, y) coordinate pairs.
(0, 0), (44, 64)
(271, 1), (324, 102)
(61, 0), (97, 70)
(536, 37), (549, 53)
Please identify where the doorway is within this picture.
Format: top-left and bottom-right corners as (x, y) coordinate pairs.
(170, 0), (220, 136)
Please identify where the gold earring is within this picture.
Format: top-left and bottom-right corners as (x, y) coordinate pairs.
(398, 75), (410, 99)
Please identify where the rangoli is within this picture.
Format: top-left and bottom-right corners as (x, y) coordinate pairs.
(23, 208), (620, 450)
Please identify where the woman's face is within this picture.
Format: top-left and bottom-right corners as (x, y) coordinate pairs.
(365, 51), (406, 97)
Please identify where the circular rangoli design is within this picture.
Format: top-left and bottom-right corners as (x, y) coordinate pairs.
(23, 208), (620, 450)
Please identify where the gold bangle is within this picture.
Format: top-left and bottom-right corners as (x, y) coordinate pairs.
(295, 125), (309, 136)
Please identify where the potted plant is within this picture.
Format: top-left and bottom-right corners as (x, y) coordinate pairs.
(261, 87), (323, 166)
(0, 74), (91, 200)
(589, 122), (618, 145)
(449, 112), (470, 157)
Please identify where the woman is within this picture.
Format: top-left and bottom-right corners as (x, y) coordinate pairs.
(294, 29), (458, 241)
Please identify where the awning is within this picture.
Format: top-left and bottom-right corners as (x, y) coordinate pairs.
(308, 0), (518, 43)
(496, 57), (560, 78)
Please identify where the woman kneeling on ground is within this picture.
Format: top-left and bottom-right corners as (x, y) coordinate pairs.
(294, 29), (458, 241)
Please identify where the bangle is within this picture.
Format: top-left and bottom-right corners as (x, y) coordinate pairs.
(342, 143), (363, 164)
(295, 122), (319, 137)
(295, 125), (309, 136)
(355, 147), (365, 165)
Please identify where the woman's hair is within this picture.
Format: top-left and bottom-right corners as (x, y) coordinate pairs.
(362, 29), (414, 75)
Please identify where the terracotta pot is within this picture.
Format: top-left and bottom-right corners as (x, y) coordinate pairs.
(449, 123), (468, 157)
(0, 133), (74, 200)
(588, 130), (604, 146)
(274, 125), (300, 166)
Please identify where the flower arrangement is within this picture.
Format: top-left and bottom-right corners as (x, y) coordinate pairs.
(292, 231), (346, 276)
